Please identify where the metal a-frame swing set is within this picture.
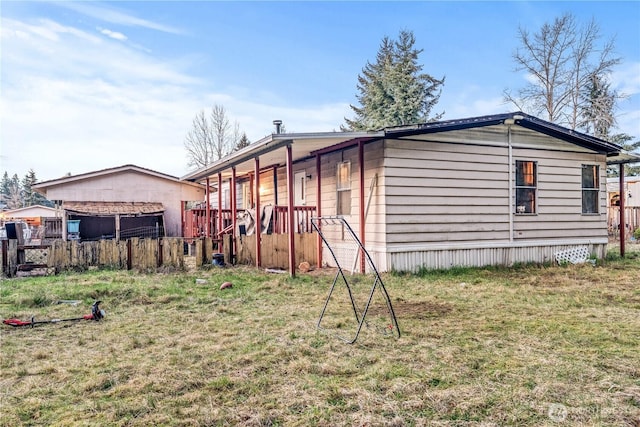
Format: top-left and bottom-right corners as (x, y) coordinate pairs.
(311, 216), (400, 344)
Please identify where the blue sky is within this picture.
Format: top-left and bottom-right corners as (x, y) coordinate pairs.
(1, 1), (639, 180)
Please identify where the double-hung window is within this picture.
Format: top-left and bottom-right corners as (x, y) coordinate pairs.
(582, 165), (599, 214)
(515, 160), (537, 214)
(336, 161), (351, 216)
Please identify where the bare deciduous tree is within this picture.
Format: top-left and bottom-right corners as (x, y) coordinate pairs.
(504, 13), (621, 131)
(184, 104), (241, 169)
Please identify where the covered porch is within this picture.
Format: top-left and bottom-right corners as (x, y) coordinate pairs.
(181, 127), (383, 276)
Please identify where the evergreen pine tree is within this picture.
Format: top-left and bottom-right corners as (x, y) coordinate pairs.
(580, 73), (617, 139)
(6, 174), (22, 209)
(235, 133), (251, 151)
(344, 30), (444, 131)
(1, 172), (11, 207)
(21, 170), (35, 207)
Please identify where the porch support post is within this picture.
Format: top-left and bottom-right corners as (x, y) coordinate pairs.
(115, 214), (121, 241)
(181, 201), (185, 238)
(205, 177), (211, 237)
(286, 145), (296, 277)
(231, 167), (237, 262)
(273, 166), (279, 205)
(358, 139), (365, 273)
(315, 153), (322, 269)
(217, 172), (223, 252)
(255, 157), (261, 267)
(619, 165), (625, 257)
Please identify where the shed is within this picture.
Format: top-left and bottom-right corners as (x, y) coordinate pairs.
(33, 165), (205, 240)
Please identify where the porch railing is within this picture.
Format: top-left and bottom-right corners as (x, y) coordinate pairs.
(183, 208), (235, 240)
(273, 206), (316, 234)
(183, 205), (316, 238)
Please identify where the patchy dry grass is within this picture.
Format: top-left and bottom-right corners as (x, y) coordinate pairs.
(1, 253), (639, 426)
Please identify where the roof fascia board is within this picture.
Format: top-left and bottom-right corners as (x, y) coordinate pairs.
(310, 135), (383, 156)
(386, 112), (622, 155)
(181, 131), (380, 182)
(182, 137), (292, 182)
(514, 120), (620, 154)
(385, 114), (510, 138)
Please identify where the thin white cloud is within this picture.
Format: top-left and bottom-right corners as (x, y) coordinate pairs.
(99, 27), (128, 41)
(0, 16), (349, 180)
(55, 1), (183, 35)
(611, 61), (640, 97)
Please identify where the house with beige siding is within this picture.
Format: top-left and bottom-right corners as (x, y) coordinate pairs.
(182, 112), (640, 274)
(34, 165), (205, 240)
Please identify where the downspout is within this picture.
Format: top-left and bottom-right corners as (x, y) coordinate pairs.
(316, 153), (322, 269)
(286, 145), (296, 276)
(507, 124), (514, 243)
(255, 158), (261, 267)
(619, 165), (625, 257)
(358, 140), (365, 273)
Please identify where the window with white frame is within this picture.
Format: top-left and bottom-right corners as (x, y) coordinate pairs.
(336, 161), (351, 216)
(515, 160), (537, 214)
(582, 164), (599, 214)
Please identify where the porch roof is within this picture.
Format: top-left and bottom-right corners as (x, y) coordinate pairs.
(181, 131), (383, 183)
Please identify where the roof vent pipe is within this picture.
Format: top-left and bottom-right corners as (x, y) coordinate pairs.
(273, 120), (282, 134)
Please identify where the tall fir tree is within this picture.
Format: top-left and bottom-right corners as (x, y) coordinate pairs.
(1, 172), (11, 206)
(343, 30), (445, 131)
(6, 174), (22, 209)
(21, 170), (35, 207)
(20, 169), (52, 207)
(580, 73), (617, 139)
(234, 132), (251, 151)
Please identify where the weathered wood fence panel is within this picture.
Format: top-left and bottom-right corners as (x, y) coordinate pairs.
(44, 238), (186, 273)
(236, 233), (317, 269)
(2, 240), (18, 277)
(161, 238), (184, 270)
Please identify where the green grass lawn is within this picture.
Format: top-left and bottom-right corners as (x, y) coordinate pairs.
(1, 253), (639, 426)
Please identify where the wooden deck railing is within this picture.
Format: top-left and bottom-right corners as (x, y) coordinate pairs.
(183, 205), (316, 238)
(272, 206), (317, 234)
(183, 208), (236, 239)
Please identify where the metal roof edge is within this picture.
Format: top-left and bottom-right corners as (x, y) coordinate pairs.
(384, 111), (623, 155)
(180, 130), (382, 182)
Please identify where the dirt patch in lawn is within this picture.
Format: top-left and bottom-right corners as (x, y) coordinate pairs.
(370, 300), (453, 319)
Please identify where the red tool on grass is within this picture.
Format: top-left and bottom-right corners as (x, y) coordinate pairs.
(3, 301), (105, 328)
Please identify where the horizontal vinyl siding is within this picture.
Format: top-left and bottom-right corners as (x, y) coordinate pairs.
(512, 147), (607, 240)
(380, 128), (609, 272)
(384, 138), (510, 245)
(317, 141), (386, 253)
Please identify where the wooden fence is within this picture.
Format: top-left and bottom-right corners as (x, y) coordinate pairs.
(607, 206), (640, 239)
(235, 233), (317, 269)
(2, 232), (318, 277)
(2, 238), (217, 277)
